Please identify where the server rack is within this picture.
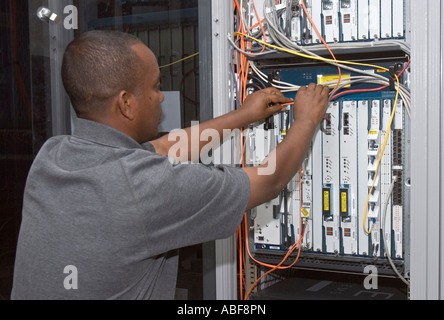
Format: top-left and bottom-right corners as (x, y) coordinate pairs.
(208, 0), (443, 300)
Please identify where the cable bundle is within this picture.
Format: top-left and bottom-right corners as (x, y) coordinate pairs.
(233, 0), (411, 300)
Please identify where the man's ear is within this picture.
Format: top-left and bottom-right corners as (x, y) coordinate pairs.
(117, 91), (135, 121)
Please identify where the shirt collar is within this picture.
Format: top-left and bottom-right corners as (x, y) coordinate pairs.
(73, 118), (156, 153)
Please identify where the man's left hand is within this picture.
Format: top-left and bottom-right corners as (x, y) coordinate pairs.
(239, 87), (294, 124)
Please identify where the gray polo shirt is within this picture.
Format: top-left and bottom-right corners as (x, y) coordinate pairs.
(11, 119), (250, 300)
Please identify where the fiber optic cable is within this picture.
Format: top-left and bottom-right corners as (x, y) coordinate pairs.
(159, 52), (199, 69)
(233, 32), (390, 73)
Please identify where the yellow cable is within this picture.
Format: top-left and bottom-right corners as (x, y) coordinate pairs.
(234, 32), (390, 72)
(363, 75), (400, 235)
(159, 52), (200, 69)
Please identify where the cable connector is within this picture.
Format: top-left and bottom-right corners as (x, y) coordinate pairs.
(389, 63), (404, 91)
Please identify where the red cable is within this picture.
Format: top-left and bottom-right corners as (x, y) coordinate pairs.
(331, 85), (388, 101)
(330, 59), (410, 101)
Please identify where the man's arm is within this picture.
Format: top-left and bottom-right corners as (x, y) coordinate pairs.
(243, 83), (329, 211)
(151, 88), (293, 162)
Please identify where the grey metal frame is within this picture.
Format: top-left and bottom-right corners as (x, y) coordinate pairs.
(48, 0), (74, 136)
(208, 0), (237, 300)
(410, 0), (444, 300)
(199, 0), (214, 124)
(199, 0), (216, 300)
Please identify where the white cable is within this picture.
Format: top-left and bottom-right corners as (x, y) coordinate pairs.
(250, 61), (301, 91)
(382, 176), (410, 286)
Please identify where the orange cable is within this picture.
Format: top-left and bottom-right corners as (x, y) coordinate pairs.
(244, 214), (304, 300)
(235, 0), (304, 301)
(234, 0), (250, 300)
(234, 0), (244, 300)
(300, 0), (341, 95)
(243, 169), (306, 299)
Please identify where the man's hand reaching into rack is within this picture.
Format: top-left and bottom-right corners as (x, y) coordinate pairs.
(239, 87), (294, 125)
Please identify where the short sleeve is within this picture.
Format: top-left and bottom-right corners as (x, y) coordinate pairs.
(122, 151), (251, 257)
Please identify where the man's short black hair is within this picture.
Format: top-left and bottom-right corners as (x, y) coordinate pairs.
(62, 30), (144, 116)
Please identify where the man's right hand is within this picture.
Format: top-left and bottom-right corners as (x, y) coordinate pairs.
(293, 83), (330, 126)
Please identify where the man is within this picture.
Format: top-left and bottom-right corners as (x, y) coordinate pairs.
(11, 30), (329, 300)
